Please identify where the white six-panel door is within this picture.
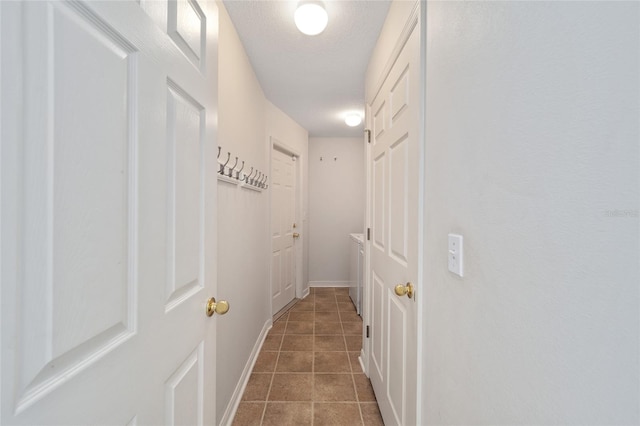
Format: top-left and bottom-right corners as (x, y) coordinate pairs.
(1, 1), (219, 423)
(271, 146), (297, 315)
(367, 18), (420, 426)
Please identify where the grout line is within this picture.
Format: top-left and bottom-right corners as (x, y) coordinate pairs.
(260, 309), (288, 425)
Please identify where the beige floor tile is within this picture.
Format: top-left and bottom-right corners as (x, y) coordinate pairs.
(360, 402), (385, 425)
(253, 351), (278, 372)
(232, 402), (264, 426)
(315, 311), (340, 322)
(313, 374), (357, 401)
(341, 321), (362, 335)
(242, 373), (272, 401)
(268, 374), (313, 401)
(314, 352), (351, 373)
(269, 320), (286, 334)
(314, 321), (343, 335)
(353, 374), (377, 402)
(314, 295), (337, 304)
(281, 335), (314, 351)
(275, 311), (290, 321)
(313, 403), (363, 426)
(262, 402), (312, 426)
(262, 334), (283, 351)
(313, 287), (335, 294)
(285, 321), (314, 334)
(288, 311), (314, 322)
(315, 335), (346, 351)
(290, 301), (315, 312)
(335, 287), (350, 294)
(345, 335), (362, 352)
(314, 302), (338, 312)
(276, 351), (313, 372)
(337, 302), (356, 312)
(335, 295), (352, 303)
(348, 352), (363, 372)
(339, 310), (362, 323)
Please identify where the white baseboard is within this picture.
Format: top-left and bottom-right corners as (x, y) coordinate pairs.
(301, 286), (311, 299)
(358, 351), (366, 374)
(309, 281), (350, 288)
(219, 318), (272, 426)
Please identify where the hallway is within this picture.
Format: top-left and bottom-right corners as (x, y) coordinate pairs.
(232, 288), (383, 425)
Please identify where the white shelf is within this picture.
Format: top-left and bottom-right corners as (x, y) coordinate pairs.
(241, 183), (264, 192)
(217, 174), (240, 185)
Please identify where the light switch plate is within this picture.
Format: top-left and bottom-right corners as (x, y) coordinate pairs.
(448, 234), (464, 277)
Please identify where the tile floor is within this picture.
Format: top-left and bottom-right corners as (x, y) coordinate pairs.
(232, 287), (384, 426)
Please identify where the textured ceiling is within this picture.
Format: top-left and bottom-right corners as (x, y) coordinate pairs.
(222, 0), (391, 137)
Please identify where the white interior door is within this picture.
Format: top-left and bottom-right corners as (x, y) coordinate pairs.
(367, 23), (420, 426)
(1, 1), (219, 424)
(271, 146), (297, 315)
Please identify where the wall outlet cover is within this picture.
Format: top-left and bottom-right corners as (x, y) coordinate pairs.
(448, 234), (464, 277)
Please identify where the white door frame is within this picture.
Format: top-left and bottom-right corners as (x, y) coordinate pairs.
(269, 137), (304, 313)
(416, 2), (427, 424)
(361, 106), (373, 376)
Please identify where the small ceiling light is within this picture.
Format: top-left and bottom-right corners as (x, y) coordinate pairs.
(295, 1), (328, 36)
(345, 113), (363, 127)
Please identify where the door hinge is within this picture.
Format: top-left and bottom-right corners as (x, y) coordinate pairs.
(367, 228), (371, 241)
(366, 325), (370, 338)
(365, 129), (371, 143)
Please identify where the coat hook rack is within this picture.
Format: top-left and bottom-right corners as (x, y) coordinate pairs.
(241, 167), (252, 183)
(228, 156), (238, 178)
(235, 161), (245, 180)
(216, 149), (266, 192)
(219, 152), (230, 174)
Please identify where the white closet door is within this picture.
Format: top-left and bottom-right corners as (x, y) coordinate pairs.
(271, 147), (297, 314)
(367, 20), (420, 426)
(1, 1), (220, 424)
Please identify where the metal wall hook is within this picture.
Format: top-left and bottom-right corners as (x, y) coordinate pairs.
(217, 146), (221, 159)
(260, 175), (268, 188)
(241, 167), (253, 182)
(235, 161), (245, 180)
(219, 152), (230, 174)
(228, 157), (238, 178)
(255, 171), (262, 186)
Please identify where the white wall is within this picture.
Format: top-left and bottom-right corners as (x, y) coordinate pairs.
(308, 138), (365, 284)
(216, 4), (269, 423)
(216, 4), (309, 422)
(422, 2), (639, 424)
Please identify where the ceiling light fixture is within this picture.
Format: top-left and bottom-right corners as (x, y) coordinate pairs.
(345, 113), (363, 127)
(294, 1), (328, 36)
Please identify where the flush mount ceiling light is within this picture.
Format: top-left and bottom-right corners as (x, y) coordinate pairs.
(294, 1), (328, 36)
(344, 113), (363, 127)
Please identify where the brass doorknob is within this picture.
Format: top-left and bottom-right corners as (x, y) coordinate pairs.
(293, 232), (300, 238)
(394, 282), (414, 299)
(206, 297), (230, 317)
